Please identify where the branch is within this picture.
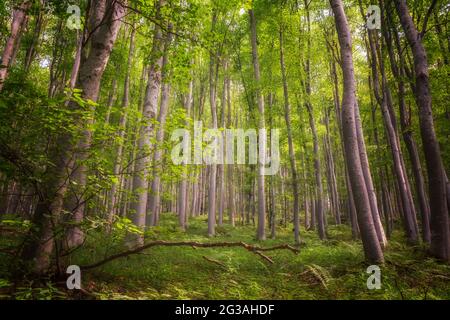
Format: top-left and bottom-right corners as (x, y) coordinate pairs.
(420, 0), (438, 38)
(80, 241), (299, 270)
(202, 255), (227, 268)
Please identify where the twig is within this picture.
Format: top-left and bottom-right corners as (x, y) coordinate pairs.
(254, 251), (275, 264)
(202, 256), (227, 269)
(80, 241), (300, 270)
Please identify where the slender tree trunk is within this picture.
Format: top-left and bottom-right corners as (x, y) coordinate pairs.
(355, 98), (387, 247)
(108, 26), (136, 226)
(324, 109), (341, 225)
(0, 1), (31, 91)
(207, 12), (218, 237)
(365, 25), (417, 244)
(279, 26), (300, 244)
(217, 63), (227, 227)
(326, 33), (359, 237)
(226, 71), (235, 227)
(24, 10), (44, 73)
(330, 0), (384, 263)
(304, 2), (326, 240)
(177, 80), (193, 230)
(9, 15), (28, 70)
(382, 7), (431, 243)
(395, 0), (449, 261)
(105, 79), (118, 124)
(249, 9), (266, 241)
(127, 0), (165, 247)
(67, 28), (84, 95)
(149, 27), (173, 227)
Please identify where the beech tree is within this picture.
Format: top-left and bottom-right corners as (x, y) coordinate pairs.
(0, 0), (448, 286)
(0, 1), (31, 92)
(395, 0), (449, 262)
(330, 0), (384, 263)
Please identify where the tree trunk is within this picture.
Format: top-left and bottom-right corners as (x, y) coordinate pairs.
(64, 0), (125, 249)
(108, 26), (136, 226)
(249, 9), (266, 241)
(21, 0), (125, 273)
(382, 6), (431, 243)
(207, 12), (218, 237)
(148, 27), (173, 227)
(127, 0), (165, 247)
(395, 0), (449, 261)
(0, 1), (31, 91)
(24, 10), (44, 73)
(226, 70), (235, 227)
(330, 0), (384, 263)
(304, 1), (326, 240)
(177, 79), (193, 231)
(279, 26), (300, 244)
(218, 63), (227, 226)
(355, 99), (387, 247)
(324, 107), (341, 225)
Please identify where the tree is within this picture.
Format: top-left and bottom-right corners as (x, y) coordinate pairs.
(395, 0), (450, 261)
(0, 1), (31, 92)
(249, 8), (266, 241)
(127, 0), (166, 247)
(279, 21), (300, 244)
(330, 0), (384, 263)
(108, 24), (136, 226)
(21, 0), (125, 273)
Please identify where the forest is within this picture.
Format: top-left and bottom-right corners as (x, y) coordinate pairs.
(0, 0), (449, 300)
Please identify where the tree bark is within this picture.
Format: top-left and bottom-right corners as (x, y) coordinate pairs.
(395, 0), (449, 261)
(21, 0), (125, 273)
(127, 0), (165, 247)
(330, 0), (384, 263)
(177, 79), (193, 231)
(207, 11), (218, 237)
(148, 28), (173, 227)
(108, 26), (136, 226)
(279, 26), (300, 244)
(226, 70), (235, 227)
(24, 10), (44, 73)
(249, 9), (266, 241)
(304, 1), (326, 240)
(323, 108), (340, 225)
(354, 98), (387, 247)
(0, 1), (31, 91)
(383, 4), (431, 243)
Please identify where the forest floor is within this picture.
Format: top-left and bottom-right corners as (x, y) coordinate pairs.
(1, 215), (450, 300)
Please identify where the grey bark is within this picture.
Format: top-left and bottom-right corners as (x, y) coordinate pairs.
(177, 80), (193, 231)
(279, 26), (300, 244)
(64, 0), (125, 249)
(395, 0), (449, 261)
(207, 12), (218, 237)
(127, 0), (165, 247)
(21, 0), (125, 273)
(108, 26), (136, 226)
(148, 26), (173, 227)
(249, 9), (267, 241)
(330, 0), (384, 263)
(0, 1), (31, 91)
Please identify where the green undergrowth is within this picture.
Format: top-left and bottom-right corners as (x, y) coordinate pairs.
(72, 215), (450, 300)
(1, 214), (449, 299)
